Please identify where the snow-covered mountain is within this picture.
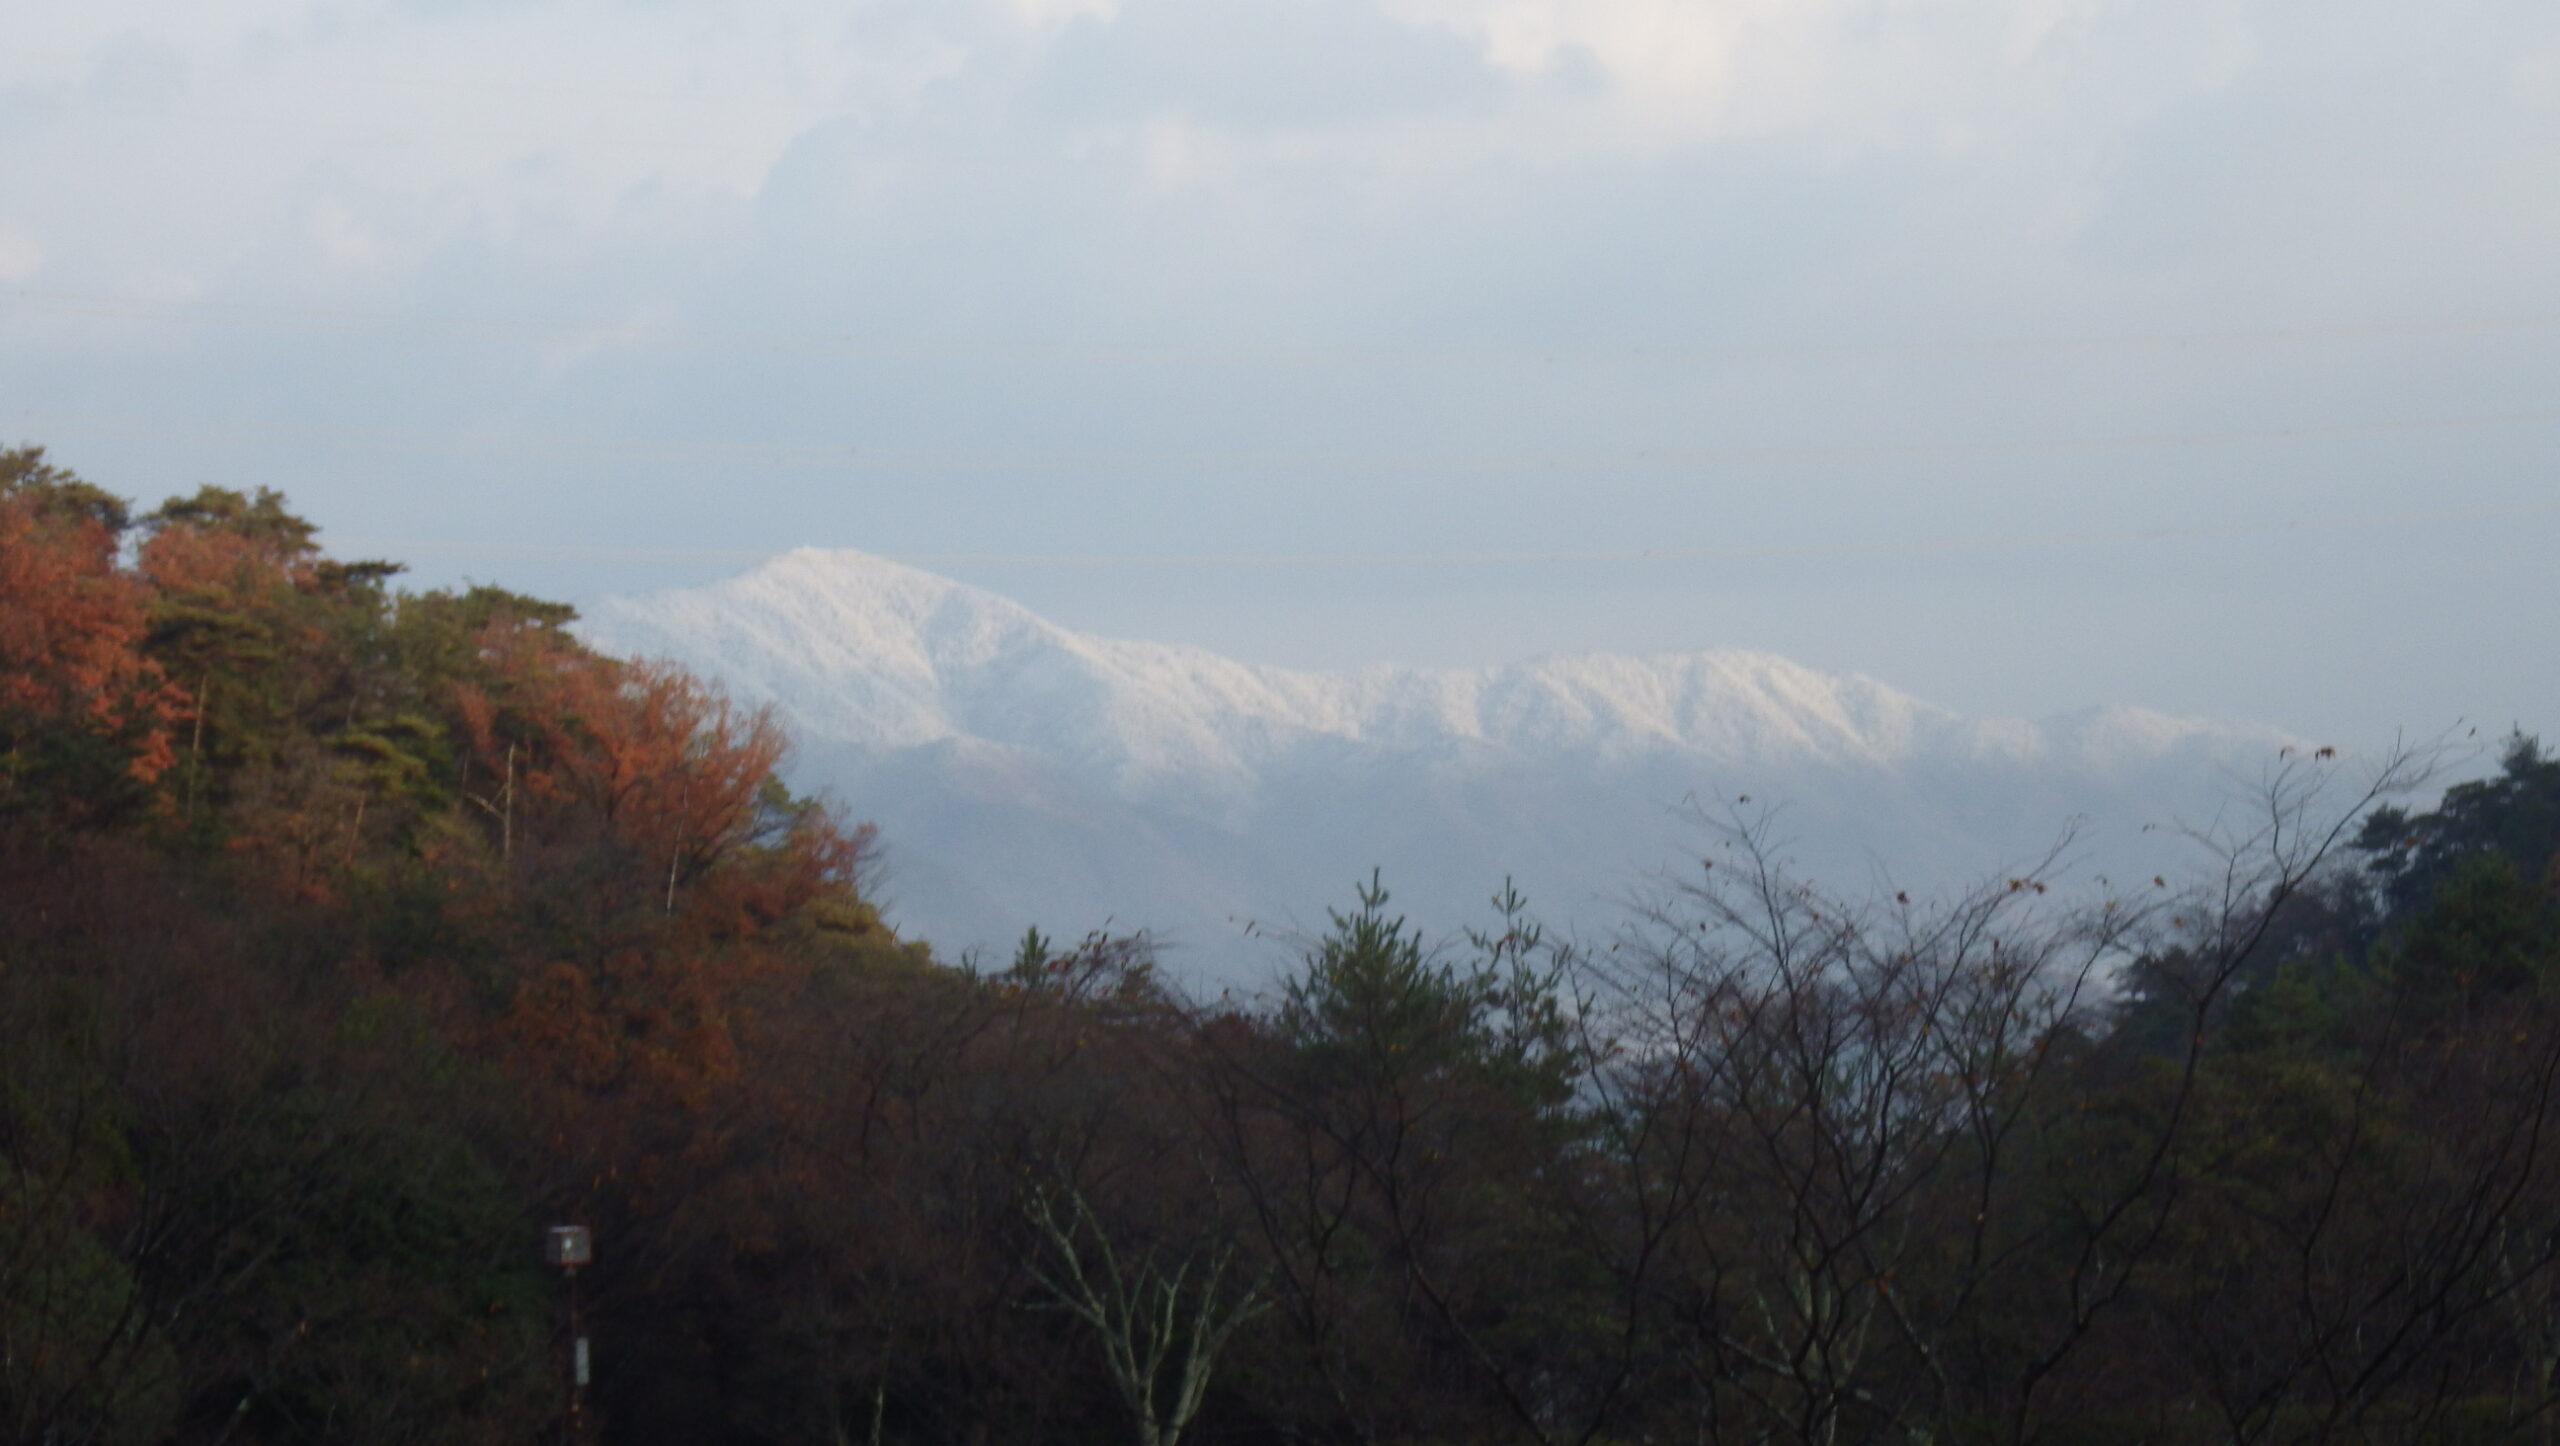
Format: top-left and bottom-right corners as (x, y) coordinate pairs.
(578, 549), (2296, 981)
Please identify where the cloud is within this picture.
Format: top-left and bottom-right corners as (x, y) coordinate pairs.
(1031, 0), (1503, 128)
(5, 0), (2560, 747)
(0, 226), (40, 282)
(1358, 0), (2278, 159)
(311, 199), (387, 271)
(1007, 0), (1123, 30)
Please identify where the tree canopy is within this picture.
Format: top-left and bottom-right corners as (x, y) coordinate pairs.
(6, 446), (2560, 1445)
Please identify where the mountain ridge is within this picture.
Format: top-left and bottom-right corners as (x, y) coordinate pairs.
(582, 546), (2241, 768)
(577, 549), (2295, 975)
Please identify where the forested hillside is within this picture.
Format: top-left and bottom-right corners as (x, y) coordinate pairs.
(7, 446), (2560, 1445)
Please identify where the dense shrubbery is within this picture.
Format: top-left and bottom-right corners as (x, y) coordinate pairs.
(7, 445), (2560, 1445)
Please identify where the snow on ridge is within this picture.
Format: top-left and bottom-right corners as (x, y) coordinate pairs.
(578, 549), (2270, 785)
(573, 550), (2302, 977)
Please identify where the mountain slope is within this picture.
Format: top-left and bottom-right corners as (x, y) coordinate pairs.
(579, 549), (2293, 978)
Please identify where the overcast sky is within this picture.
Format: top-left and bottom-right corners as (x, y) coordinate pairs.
(4, 0), (2557, 747)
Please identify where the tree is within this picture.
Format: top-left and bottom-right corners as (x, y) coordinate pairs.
(0, 449), (185, 826)
(1575, 808), (2133, 1445)
(1198, 876), (1596, 1446)
(1027, 1185), (1267, 1446)
(2360, 733), (2560, 925)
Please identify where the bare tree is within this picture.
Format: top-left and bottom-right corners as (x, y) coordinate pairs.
(1572, 748), (2444, 1444)
(1574, 807), (2132, 1444)
(1026, 1185), (1267, 1446)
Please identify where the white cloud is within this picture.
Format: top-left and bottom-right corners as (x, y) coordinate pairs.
(1008, 0), (1121, 31)
(2515, 46), (2560, 113)
(0, 227), (41, 282)
(124, 268), (201, 302)
(311, 199), (385, 271)
(1131, 117), (1233, 187)
(1360, 0), (2277, 160)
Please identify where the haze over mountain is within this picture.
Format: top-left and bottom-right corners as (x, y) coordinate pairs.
(579, 550), (2299, 980)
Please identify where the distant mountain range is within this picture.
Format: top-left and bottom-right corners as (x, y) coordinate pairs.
(578, 550), (2299, 984)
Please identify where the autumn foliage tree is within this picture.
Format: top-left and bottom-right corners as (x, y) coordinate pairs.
(0, 450), (906, 1443)
(446, 617), (823, 1095)
(0, 447), (185, 825)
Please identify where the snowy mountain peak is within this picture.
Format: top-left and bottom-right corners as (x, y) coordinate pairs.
(694, 547), (1065, 675)
(587, 550), (1969, 770)
(580, 549), (1074, 752)
(576, 551), (2293, 975)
